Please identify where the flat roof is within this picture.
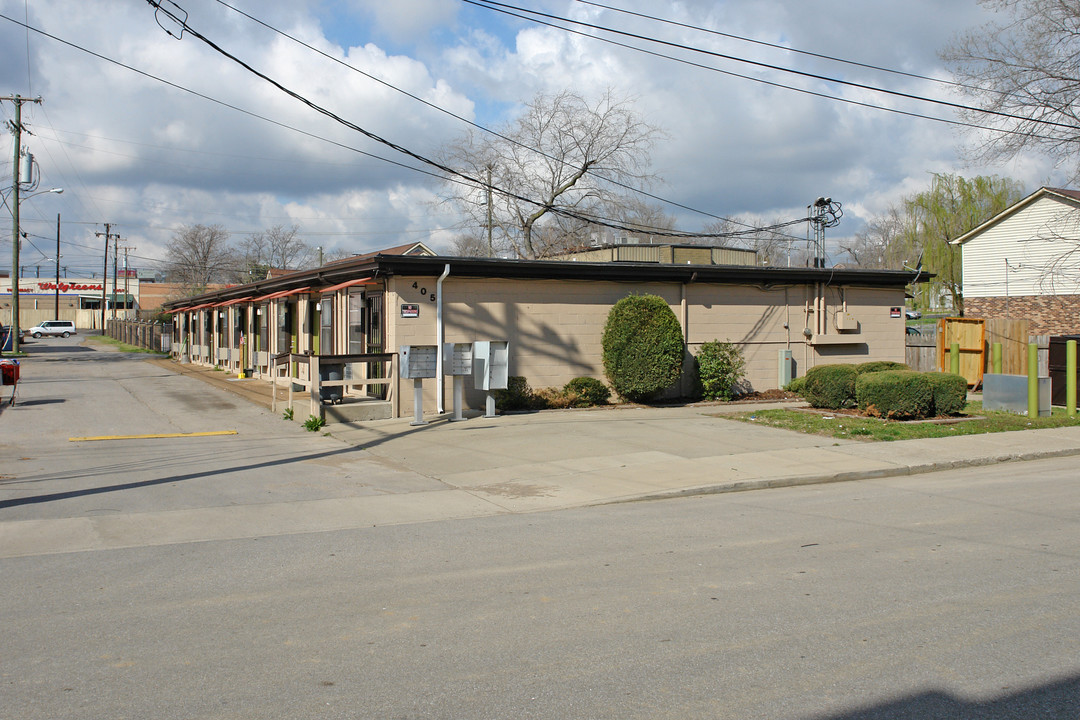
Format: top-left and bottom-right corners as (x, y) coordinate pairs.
(164, 254), (924, 310)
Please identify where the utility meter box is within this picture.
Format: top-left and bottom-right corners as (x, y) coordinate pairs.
(443, 342), (474, 376)
(835, 312), (858, 331)
(399, 344), (437, 379)
(473, 340), (509, 390)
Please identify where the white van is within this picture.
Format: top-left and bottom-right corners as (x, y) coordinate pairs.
(28, 320), (77, 338)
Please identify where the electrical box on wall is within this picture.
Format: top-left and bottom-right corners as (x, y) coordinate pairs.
(472, 340), (509, 390)
(443, 342), (474, 376)
(399, 345), (437, 379)
(835, 312), (859, 331)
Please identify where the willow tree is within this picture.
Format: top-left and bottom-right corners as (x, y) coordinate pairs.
(440, 89), (663, 259)
(901, 174), (1025, 314)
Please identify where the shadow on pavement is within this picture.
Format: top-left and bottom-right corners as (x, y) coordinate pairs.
(808, 673), (1080, 720)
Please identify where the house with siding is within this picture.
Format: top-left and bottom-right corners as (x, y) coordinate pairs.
(955, 187), (1080, 335)
(164, 250), (918, 419)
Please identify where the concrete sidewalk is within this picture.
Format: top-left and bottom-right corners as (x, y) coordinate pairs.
(5, 349), (1080, 558)
(151, 357), (1080, 511)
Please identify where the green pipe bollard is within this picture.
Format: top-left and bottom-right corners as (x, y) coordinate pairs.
(950, 342), (960, 375)
(1028, 343), (1039, 418)
(992, 342), (1002, 374)
(1068, 339), (1077, 418)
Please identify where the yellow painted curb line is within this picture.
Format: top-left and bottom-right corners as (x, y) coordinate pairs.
(69, 430), (239, 442)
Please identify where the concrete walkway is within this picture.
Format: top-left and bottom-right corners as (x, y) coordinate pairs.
(148, 357), (1080, 511)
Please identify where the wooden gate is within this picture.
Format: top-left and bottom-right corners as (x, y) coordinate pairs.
(938, 317), (985, 387)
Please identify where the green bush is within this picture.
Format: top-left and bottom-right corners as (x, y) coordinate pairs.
(602, 294), (684, 402)
(695, 340), (747, 401)
(303, 414), (326, 431)
(493, 376), (538, 411)
(784, 376), (807, 395)
(856, 370), (933, 420)
(856, 360), (908, 374)
(563, 377), (611, 407)
(925, 372), (968, 415)
(803, 364), (859, 409)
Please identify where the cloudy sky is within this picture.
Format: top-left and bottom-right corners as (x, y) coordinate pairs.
(0, 0), (1068, 277)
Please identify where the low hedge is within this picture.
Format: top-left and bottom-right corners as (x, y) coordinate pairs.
(925, 372), (968, 416)
(803, 364), (859, 409)
(856, 370), (933, 420)
(856, 360), (908, 374)
(563, 376), (611, 407)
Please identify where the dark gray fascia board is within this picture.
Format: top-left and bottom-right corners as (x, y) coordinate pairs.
(162, 254), (925, 310)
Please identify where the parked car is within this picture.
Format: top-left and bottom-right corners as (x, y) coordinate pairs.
(905, 309), (921, 320)
(28, 320), (77, 338)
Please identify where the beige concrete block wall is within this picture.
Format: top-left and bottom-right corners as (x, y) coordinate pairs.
(386, 274), (906, 416)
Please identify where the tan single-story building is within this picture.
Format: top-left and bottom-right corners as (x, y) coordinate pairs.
(163, 249), (918, 419)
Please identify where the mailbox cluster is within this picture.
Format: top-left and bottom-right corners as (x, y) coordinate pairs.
(399, 341), (509, 424)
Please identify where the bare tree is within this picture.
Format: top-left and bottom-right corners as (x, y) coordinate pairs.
(839, 207), (911, 269)
(163, 223), (236, 291)
(238, 224), (313, 281)
(943, 0), (1080, 180)
(440, 89), (663, 259)
(703, 216), (806, 266)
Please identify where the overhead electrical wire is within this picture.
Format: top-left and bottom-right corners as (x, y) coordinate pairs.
(464, 0), (1065, 137)
(209, 0), (774, 237)
(139, 1), (792, 241)
(573, 0), (998, 96)
(1, 9), (762, 247)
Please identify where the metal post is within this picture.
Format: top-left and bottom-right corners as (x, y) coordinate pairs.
(1067, 340), (1076, 418)
(992, 342), (1002, 375)
(1028, 343), (1039, 418)
(485, 392), (496, 418)
(451, 374), (465, 421)
(55, 214), (60, 321)
(411, 378), (427, 426)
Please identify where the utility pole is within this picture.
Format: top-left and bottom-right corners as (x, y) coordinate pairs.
(486, 164), (494, 257)
(112, 233), (119, 319)
(55, 214), (60, 321)
(95, 224), (118, 331)
(3, 94), (43, 354)
(121, 244), (136, 316)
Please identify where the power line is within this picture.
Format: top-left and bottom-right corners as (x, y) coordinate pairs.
(210, 0), (766, 234)
(140, 1), (795, 241)
(464, 0), (1065, 138)
(573, 0), (992, 96)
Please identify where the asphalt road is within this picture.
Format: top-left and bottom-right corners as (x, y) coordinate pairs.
(2, 339), (1078, 719)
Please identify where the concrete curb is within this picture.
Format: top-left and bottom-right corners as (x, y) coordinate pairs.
(609, 445), (1080, 506)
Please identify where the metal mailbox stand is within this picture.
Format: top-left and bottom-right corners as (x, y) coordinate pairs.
(443, 342), (474, 421)
(400, 345), (437, 425)
(473, 340), (509, 418)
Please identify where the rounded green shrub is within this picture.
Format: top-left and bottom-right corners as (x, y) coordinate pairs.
(563, 377), (611, 407)
(602, 294), (684, 402)
(785, 376), (807, 395)
(856, 360), (909, 375)
(695, 340), (747, 401)
(856, 370), (933, 420)
(803, 364), (859, 409)
(924, 372), (968, 416)
(493, 376), (536, 411)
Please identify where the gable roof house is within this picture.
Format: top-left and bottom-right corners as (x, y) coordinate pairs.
(954, 187), (1080, 335)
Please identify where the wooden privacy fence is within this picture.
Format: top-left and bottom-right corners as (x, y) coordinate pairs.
(905, 317), (1049, 382)
(106, 319), (172, 352)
